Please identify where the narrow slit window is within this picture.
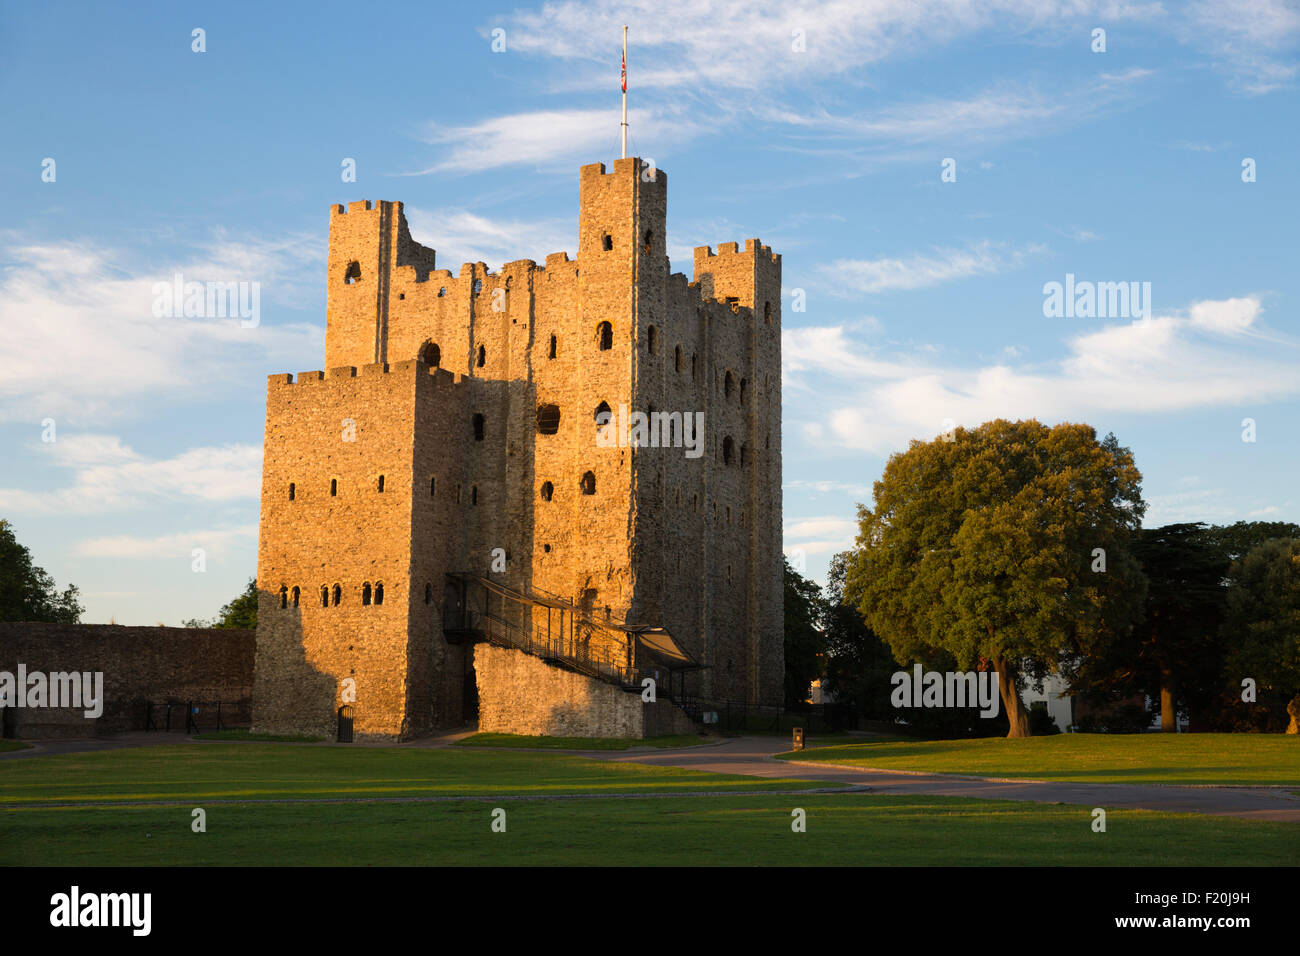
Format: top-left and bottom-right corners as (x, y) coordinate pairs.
(288, 482), (295, 501)
(377, 475), (385, 493)
(279, 586), (288, 609)
(597, 321), (613, 350)
(291, 586), (300, 607)
(362, 583), (372, 606)
(374, 583), (384, 605)
(476, 345), (486, 368)
(473, 413), (485, 441)
(549, 334), (557, 359)
(330, 478), (338, 497)
(332, 584), (342, 606)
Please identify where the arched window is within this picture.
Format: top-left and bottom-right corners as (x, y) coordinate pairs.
(724, 370), (735, 399)
(279, 586), (288, 609)
(362, 583), (372, 606)
(291, 586), (300, 608)
(647, 325), (658, 354)
(473, 413), (485, 441)
(594, 401), (611, 427)
(536, 404), (561, 435)
(540, 481), (554, 501)
(288, 482), (295, 501)
(332, 584), (342, 606)
(580, 471), (596, 495)
(330, 478), (338, 496)
(476, 345), (486, 367)
(602, 233), (613, 251)
(723, 436), (734, 466)
(344, 261), (361, 285)
(320, 585), (329, 608)
(374, 583), (384, 605)
(674, 345), (682, 372)
(597, 321), (613, 350)
(420, 342), (441, 366)
(549, 334), (557, 359)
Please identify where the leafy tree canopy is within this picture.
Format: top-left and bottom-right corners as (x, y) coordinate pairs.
(844, 419), (1147, 736)
(0, 519), (83, 623)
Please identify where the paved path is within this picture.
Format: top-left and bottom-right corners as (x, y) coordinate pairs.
(600, 736), (1300, 822)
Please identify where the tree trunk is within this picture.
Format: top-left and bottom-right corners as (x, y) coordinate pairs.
(1159, 669), (1177, 732)
(993, 655), (1031, 738)
(1287, 696), (1300, 736)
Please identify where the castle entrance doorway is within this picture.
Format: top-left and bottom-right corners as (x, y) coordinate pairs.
(337, 705), (354, 743)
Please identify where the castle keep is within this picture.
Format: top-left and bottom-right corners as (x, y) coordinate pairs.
(252, 158), (783, 740)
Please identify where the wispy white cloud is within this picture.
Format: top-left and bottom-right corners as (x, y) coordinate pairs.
(404, 208), (574, 269)
(820, 240), (1044, 296)
(409, 107), (702, 174)
(0, 434), (261, 515)
(76, 525), (258, 560)
(1183, 0), (1300, 94)
(785, 295), (1300, 456)
(0, 237), (323, 423)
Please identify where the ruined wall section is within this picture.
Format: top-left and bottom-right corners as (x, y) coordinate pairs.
(253, 361), (423, 739)
(326, 201), (438, 370)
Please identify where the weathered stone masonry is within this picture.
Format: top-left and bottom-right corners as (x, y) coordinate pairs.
(252, 157), (783, 739)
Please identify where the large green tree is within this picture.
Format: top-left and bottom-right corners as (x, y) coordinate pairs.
(1070, 523), (1229, 731)
(0, 519), (83, 623)
(821, 551), (898, 720)
(1222, 538), (1300, 734)
(183, 577), (258, 630)
(783, 558), (826, 707)
(844, 419), (1147, 737)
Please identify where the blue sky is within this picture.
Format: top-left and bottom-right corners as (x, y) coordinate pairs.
(1, 0), (1298, 624)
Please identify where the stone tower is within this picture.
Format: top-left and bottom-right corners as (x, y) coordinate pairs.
(252, 158), (783, 740)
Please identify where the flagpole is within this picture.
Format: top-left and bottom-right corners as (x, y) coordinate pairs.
(621, 25), (628, 159)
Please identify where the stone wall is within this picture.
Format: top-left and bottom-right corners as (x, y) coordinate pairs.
(474, 644), (695, 738)
(0, 623), (254, 739)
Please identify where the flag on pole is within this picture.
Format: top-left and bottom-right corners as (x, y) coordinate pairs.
(621, 48), (626, 92)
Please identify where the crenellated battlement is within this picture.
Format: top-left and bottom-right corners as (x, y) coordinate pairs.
(694, 238), (780, 268)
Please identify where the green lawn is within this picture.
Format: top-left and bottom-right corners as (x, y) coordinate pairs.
(777, 733), (1300, 785)
(194, 730), (325, 743)
(2, 741), (1296, 865)
(0, 741), (30, 753)
(456, 732), (706, 750)
(0, 743), (817, 806)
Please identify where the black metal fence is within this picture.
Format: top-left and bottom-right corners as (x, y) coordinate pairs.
(141, 698), (251, 734)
